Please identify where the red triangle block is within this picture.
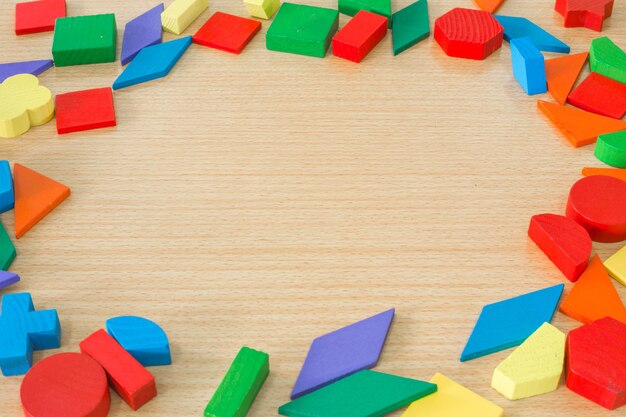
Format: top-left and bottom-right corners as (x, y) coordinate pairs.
(545, 52), (588, 105)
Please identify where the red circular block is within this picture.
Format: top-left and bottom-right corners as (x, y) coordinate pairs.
(21, 352), (110, 417)
(434, 8), (503, 60)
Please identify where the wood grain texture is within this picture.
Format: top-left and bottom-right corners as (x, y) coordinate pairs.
(0, 0), (624, 415)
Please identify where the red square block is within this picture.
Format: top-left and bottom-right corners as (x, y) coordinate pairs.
(55, 87), (116, 135)
(332, 11), (388, 63)
(567, 72), (626, 119)
(193, 12), (261, 54)
(15, 0), (66, 35)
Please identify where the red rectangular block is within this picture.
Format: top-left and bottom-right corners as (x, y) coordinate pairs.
(567, 72), (626, 119)
(55, 87), (117, 135)
(332, 11), (388, 63)
(15, 0), (66, 35)
(193, 12), (261, 54)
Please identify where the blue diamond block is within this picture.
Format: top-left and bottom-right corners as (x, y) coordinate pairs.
(460, 283), (564, 362)
(121, 4), (164, 66)
(494, 15), (570, 54)
(106, 315), (171, 366)
(0, 161), (14, 214)
(511, 37), (547, 95)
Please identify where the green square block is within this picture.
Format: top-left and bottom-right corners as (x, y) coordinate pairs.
(338, 0), (392, 27)
(266, 3), (339, 58)
(0, 222), (16, 271)
(52, 14), (117, 67)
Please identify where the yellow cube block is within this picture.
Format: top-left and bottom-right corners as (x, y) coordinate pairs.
(605, 244), (626, 286)
(244, 0), (280, 19)
(162, 0), (208, 35)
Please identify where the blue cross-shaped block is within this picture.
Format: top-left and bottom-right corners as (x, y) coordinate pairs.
(0, 292), (61, 376)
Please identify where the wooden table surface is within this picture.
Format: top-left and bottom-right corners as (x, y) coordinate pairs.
(1, 0), (625, 416)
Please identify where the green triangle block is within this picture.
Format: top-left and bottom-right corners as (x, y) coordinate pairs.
(0, 222), (16, 271)
(392, 0), (430, 56)
(338, 0), (392, 27)
(595, 130), (626, 168)
(278, 370), (437, 417)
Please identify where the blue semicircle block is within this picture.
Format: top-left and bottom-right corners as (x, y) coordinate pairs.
(106, 315), (171, 366)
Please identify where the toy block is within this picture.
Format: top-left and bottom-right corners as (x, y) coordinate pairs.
(55, 87), (116, 134)
(566, 175), (626, 243)
(15, 0), (66, 35)
(161, 0), (208, 35)
(0, 160), (14, 213)
(545, 52), (588, 105)
(434, 8), (503, 60)
(244, 0), (280, 19)
(193, 12), (261, 54)
(121, 4), (164, 66)
(0, 223), (16, 271)
(204, 347), (269, 417)
(291, 308), (394, 399)
(461, 284), (563, 361)
(560, 255), (626, 323)
(473, 0), (505, 14)
(595, 130), (626, 168)
(537, 100), (626, 148)
(332, 11), (387, 63)
(510, 37), (547, 95)
(20, 352), (110, 417)
(52, 14), (117, 67)
(0, 292), (60, 376)
(0, 74), (54, 138)
(582, 167), (626, 182)
(113, 37), (192, 90)
(590, 37), (626, 84)
(80, 329), (157, 410)
(494, 15), (569, 53)
(280, 370), (437, 417)
(106, 316), (171, 367)
(605, 245), (626, 286)
(391, 0), (430, 56)
(338, 0), (391, 27)
(0, 271), (19, 290)
(555, 0), (613, 31)
(267, 3), (339, 58)
(528, 213), (591, 282)
(491, 323), (565, 400)
(566, 317), (626, 409)
(13, 163), (70, 239)
(0, 59), (52, 83)
(568, 73), (626, 119)
(401, 373), (503, 417)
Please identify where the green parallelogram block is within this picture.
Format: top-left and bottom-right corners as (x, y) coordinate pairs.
(52, 14), (117, 67)
(204, 347), (269, 417)
(338, 0), (392, 26)
(0, 222), (16, 271)
(392, 0), (430, 56)
(266, 3), (339, 58)
(595, 130), (626, 168)
(590, 37), (626, 85)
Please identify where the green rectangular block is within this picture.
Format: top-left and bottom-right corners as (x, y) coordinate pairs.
(52, 14), (117, 67)
(0, 222), (15, 271)
(338, 0), (392, 27)
(204, 347), (269, 417)
(266, 3), (339, 58)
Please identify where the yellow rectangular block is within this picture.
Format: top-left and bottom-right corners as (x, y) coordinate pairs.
(244, 0), (280, 19)
(161, 0), (208, 35)
(605, 244), (626, 286)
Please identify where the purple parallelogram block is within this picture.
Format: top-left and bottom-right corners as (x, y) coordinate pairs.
(121, 4), (164, 66)
(0, 60), (53, 82)
(291, 308), (395, 399)
(0, 271), (19, 290)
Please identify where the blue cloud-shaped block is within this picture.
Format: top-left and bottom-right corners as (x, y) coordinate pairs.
(106, 315), (171, 366)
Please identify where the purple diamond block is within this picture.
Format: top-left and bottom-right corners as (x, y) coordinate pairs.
(0, 60), (53, 82)
(121, 4), (164, 66)
(0, 271), (19, 290)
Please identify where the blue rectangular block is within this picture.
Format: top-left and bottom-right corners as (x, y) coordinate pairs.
(511, 37), (547, 95)
(0, 161), (14, 214)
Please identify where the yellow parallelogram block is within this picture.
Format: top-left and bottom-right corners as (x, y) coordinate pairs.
(162, 0), (208, 35)
(605, 245), (626, 286)
(244, 0), (280, 19)
(0, 74), (54, 138)
(491, 322), (565, 400)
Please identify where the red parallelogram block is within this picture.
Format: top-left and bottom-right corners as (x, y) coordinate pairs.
(193, 12), (261, 54)
(55, 87), (116, 135)
(567, 72), (626, 119)
(15, 0), (66, 35)
(80, 329), (157, 411)
(332, 11), (388, 63)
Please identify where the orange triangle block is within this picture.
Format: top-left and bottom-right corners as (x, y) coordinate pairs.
(537, 100), (626, 148)
(473, 0), (505, 13)
(545, 52), (588, 105)
(582, 167), (626, 182)
(560, 255), (626, 324)
(13, 163), (70, 239)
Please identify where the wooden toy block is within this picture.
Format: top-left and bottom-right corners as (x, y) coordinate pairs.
(80, 329), (157, 410)
(338, 0), (391, 27)
(20, 352), (110, 417)
(566, 317), (626, 409)
(555, 0), (613, 31)
(0, 292), (60, 376)
(510, 37), (547, 95)
(605, 244), (626, 286)
(280, 370), (437, 417)
(494, 15), (569, 53)
(434, 8), (503, 60)
(590, 37), (626, 85)
(332, 11), (387, 63)
(537, 100), (626, 148)
(121, 4), (164, 66)
(0, 74), (54, 138)
(528, 213), (591, 282)
(291, 308), (394, 399)
(582, 167), (626, 182)
(15, 0), (66, 35)
(13, 163), (70, 239)
(0, 271), (19, 290)
(193, 12), (261, 54)
(545, 52), (588, 105)
(566, 175), (626, 243)
(560, 255), (626, 323)
(568, 73), (626, 119)
(461, 284), (563, 361)
(161, 0), (208, 35)
(106, 316), (171, 367)
(0, 222), (16, 271)
(113, 37), (192, 90)
(401, 373), (503, 417)
(473, 0), (505, 14)
(0, 59), (52, 83)
(491, 323), (565, 400)
(595, 130), (626, 168)
(0, 160), (14, 214)
(266, 3), (339, 58)
(55, 87), (116, 134)
(204, 347), (269, 417)
(52, 14), (117, 67)
(244, 0), (280, 19)
(391, 0), (430, 56)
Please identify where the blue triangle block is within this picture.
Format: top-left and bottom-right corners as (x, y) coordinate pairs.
(121, 4), (164, 66)
(494, 15), (570, 54)
(106, 315), (171, 366)
(460, 283), (564, 362)
(0, 59), (53, 82)
(113, 36), (192, 90)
